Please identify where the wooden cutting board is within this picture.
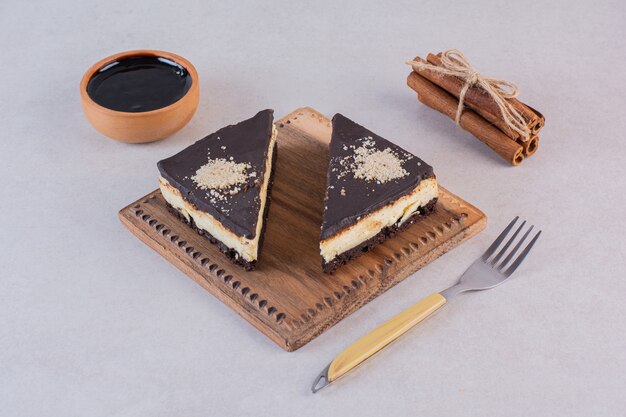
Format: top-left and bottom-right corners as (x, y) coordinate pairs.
(119, 107), (486, 351)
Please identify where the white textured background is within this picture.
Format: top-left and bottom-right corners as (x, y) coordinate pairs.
(1, 1), (625, 416)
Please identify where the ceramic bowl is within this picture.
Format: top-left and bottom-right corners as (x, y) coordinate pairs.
(80, 50), (199, 143)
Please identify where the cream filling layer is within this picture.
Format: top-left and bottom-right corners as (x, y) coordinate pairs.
(320, 177), (438, 263)
(159, 126), (277, 262)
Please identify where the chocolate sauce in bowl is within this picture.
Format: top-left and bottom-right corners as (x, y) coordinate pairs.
(86, 56), (192, 112)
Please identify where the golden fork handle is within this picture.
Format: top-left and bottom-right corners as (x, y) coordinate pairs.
(326, 293), (447, 383)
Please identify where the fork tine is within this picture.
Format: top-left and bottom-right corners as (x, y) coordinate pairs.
(499, 225), (533, 270)
(490, 220), (526, 265)
(503, 231), (542, 277)
(481, 216), (519, 261)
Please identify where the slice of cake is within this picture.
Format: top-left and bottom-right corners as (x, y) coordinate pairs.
(320, 114), (438, 273)
(157, 109), (277, 270)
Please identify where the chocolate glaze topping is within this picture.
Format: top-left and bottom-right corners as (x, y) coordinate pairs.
(320, 114), (435, 241)
(158, 110), (274, 238)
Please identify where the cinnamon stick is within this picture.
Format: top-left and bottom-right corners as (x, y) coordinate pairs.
(407, 72), (524, 166)
(411, 56), (516, 139)
(525, 105), (545, 136)
(410, 53), (544, 141)
(518, 135), (539, 157)
(427, 53), (544, 138)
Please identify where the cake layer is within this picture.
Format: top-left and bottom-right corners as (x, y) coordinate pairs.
(321, 197), (437, 273)
(159, 131), (276, 263)
(320, 177), (438, 264)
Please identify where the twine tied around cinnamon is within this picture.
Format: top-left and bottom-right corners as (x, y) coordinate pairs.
(407, 50), (531, 141)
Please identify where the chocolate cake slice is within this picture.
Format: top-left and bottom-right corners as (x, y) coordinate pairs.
(157, 110), (277, 270)
(320, 114), (438, 273)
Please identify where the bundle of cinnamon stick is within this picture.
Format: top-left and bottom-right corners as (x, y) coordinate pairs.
(407, 51), (544, 166)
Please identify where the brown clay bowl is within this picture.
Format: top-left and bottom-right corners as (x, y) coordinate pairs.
(80, 50), (199, 143)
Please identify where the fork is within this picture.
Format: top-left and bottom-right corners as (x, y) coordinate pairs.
(312, 217), (541, 393)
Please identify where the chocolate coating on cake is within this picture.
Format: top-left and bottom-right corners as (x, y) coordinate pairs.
(158, 109), (274, 238)
(320, 113), (435, 241)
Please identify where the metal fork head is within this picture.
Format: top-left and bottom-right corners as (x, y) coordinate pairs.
(441, 217), (541, 299)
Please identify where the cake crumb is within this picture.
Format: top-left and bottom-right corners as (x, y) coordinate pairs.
(338, 138), (408, 183)
(340, 188), (346, 196)
(192, 158), (251, 192)
(353, 147), (407, 182)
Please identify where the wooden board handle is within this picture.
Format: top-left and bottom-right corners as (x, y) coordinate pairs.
(327, 293), (447, 382)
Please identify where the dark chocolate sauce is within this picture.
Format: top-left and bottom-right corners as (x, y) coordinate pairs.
(86, 55), (192, 112)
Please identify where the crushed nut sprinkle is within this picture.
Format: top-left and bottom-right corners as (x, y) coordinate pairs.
(192, 158), (251, 192)
(337, 137), (409, 183)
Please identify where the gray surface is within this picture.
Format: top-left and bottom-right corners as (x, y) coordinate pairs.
(1, 0), (625, 416)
